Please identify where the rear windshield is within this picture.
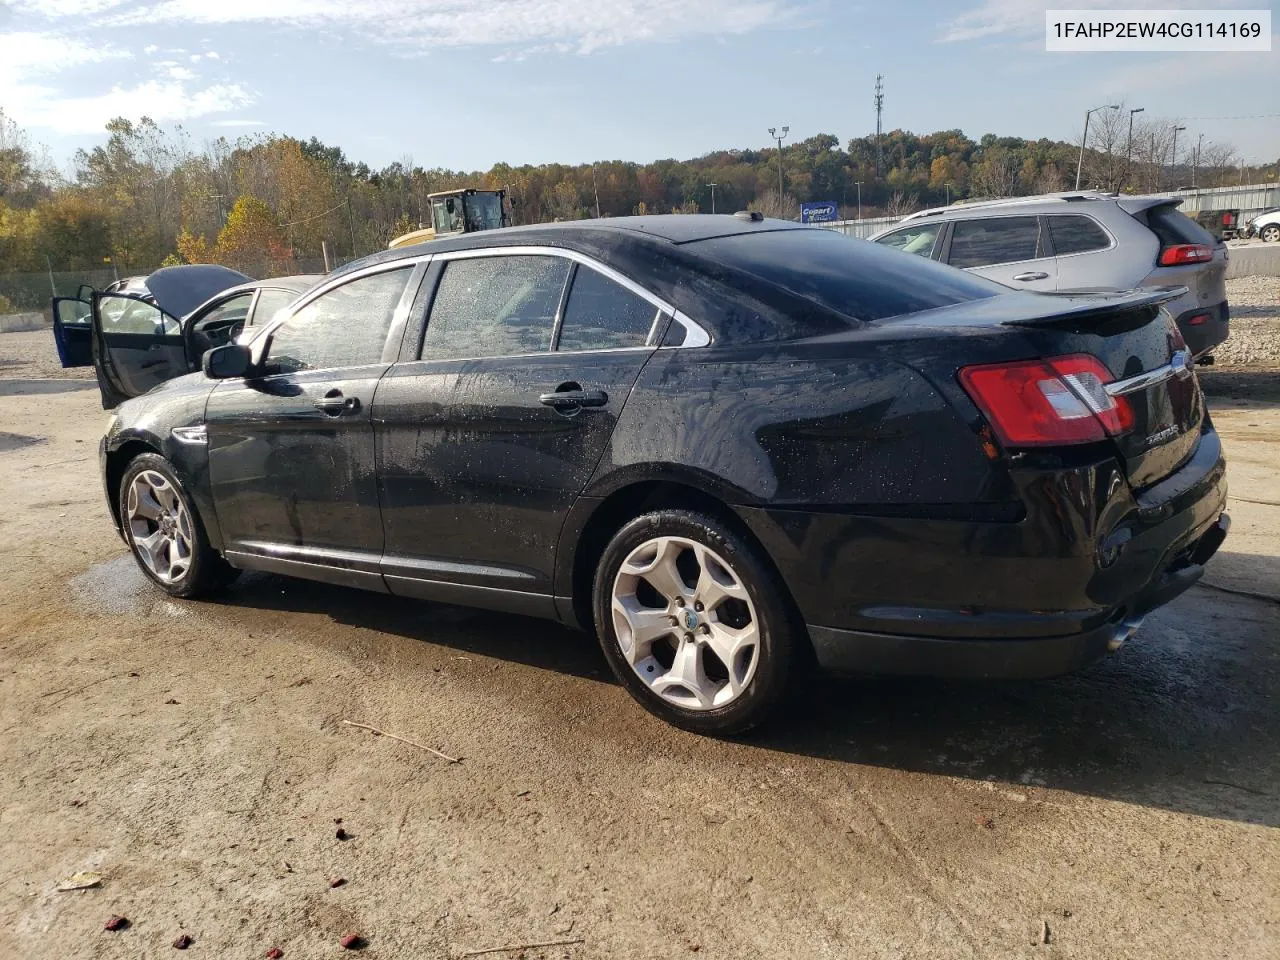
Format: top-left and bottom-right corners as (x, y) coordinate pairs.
(1142, 204), (1218, 247)
(692, 228), (1004, 322)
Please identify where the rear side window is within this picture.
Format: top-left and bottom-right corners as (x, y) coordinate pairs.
(556, 266), (658, 352)
(422, 255), (570, 360)
(874, 222), (942, 258)
(1047, 215), (1111, 255)
(1143, 204), (1217, 246)
(948, 217), (1042, 268)
(693, 228), (1003, 323)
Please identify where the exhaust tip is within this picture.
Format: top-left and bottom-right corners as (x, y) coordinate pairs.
(1108, 617), (1145, 652)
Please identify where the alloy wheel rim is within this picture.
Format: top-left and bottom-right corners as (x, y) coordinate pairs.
(126, 470), (193, 584)
(611, 536), (760, 711)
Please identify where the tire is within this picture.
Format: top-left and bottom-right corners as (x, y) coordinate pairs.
(118, 452), (237, 598)
(1260, 224), (1280, 243)
(592, 509), (797, 736)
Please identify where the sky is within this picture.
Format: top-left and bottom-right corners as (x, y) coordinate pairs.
(1, 0), (1277, 174)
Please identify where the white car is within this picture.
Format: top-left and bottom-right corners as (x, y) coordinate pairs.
(1246, 208), (1280, 243)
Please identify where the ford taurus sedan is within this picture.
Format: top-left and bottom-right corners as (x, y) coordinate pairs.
(93, 214), (1228, 734)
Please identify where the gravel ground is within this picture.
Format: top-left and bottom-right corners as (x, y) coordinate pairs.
(1215, 276), (1280, 367)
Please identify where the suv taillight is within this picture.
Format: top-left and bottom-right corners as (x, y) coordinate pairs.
(958, 355), (1135, 447)
(1158, 243), (1213, 266)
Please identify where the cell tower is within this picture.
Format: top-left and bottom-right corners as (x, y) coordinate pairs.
(874, 74), (884, 177)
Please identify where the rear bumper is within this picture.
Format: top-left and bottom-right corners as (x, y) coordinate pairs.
(808, 515), (1227, 678)
(1175, 301), (1229, 358)
(739, 427), (1229, 680)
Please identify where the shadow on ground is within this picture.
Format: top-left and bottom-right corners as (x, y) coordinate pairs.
(83, 548), (1279, 828)
(1200, 367), (1280, 403)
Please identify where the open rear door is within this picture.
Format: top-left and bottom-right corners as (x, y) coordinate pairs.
(91, 293), (189, 409)
(52, 297), (95, 367)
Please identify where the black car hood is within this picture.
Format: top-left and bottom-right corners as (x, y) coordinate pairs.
(145, 265), (253, 319)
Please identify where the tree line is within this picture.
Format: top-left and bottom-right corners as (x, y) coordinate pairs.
(1, 105), (1272, 295)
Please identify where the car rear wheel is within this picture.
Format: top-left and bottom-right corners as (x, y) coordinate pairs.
(1261, 224), (1280, 243)
(593, 509), (796, 735)
(119, 452), (237, 598)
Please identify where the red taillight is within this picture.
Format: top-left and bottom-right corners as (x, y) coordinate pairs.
(958, 354), (1134, 448)
(1222, 213), (1234, 226)
(1158, 243), (1213, 266)
(1187, 312), (1210, 326)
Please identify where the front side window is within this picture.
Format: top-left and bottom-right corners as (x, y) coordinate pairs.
(421, 255), (570, 360)
(875, 222), (942, 258)
(556, 267), (658, 352)
(267, 268), (410, 373)
(1047, 215), (1111, 255)
(947, 216), (1042, 269)
(194, 293), (253, 330)
(250, 288), (300, 328)
(431, 196), (466, 235)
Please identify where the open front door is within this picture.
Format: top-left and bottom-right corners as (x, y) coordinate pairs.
(52, 297), (94, 367)
(91, 293), (189, 409)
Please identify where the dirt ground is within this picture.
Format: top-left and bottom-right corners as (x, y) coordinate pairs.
(1, 333), (1278, 960)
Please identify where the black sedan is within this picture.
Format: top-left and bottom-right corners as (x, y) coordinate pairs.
(93, 215), (1228, 734)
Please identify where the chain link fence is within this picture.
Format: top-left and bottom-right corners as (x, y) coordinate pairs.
(0, 257), (335, 318)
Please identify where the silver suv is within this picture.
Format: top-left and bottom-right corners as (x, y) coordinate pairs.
(869, 192), (1229, 358)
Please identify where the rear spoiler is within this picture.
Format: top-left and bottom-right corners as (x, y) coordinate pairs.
(1000, 287), (1187, 330)
(1115, 196), (1182, 215)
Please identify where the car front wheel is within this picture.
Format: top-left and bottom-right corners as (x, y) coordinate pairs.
(1261, 224), (1280, 243)
(593, 509), (797, 735)
(119, 452), (236, 598)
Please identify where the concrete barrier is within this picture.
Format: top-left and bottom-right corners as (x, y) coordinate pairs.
(0, 312), (47, 333)
(1227, 244), (1280, 280)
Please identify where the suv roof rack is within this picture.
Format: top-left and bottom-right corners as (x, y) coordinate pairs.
(899, 190), (1119, 222)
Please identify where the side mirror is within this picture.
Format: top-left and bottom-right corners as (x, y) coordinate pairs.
(203, 343), (253, 380)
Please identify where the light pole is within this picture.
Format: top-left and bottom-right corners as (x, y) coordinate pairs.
(1169, 125), (1186, 188)
(706, 182), (718, 214)
(1075, 103), (1120, 189)
(855, 181), (863, 220)
(768, 125), (789, 201)
(1125, 106), (1144, 189)
(1192, 132), (1205, 188)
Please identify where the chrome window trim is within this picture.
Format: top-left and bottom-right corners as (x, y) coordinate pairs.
(668, 310), (710, 348)
(426, 245), (711, 350)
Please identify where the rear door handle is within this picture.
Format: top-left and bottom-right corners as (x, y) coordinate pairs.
(539, 388), (609, 409)
(1012, 272), (1049, 282)
(313, 389), (360, 416)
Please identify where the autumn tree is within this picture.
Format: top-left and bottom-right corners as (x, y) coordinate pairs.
(213, 195), (294, 276)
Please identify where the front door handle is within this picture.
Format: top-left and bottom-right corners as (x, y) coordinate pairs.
(1012, 271), (1049, 282)
(313, 389), (360, 416)
(539, 388), (609, 409)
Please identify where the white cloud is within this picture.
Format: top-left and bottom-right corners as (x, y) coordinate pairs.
(143, 43), (159, 54)
(209, 119), (266, 127)
(9, 0), (133, 14)
(939, 0), (1246, 43)
(100, 0), (793, 53)
(0, 31), (253, 135)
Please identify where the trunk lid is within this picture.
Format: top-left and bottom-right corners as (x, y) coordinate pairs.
(999, 289), (1203, 489)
